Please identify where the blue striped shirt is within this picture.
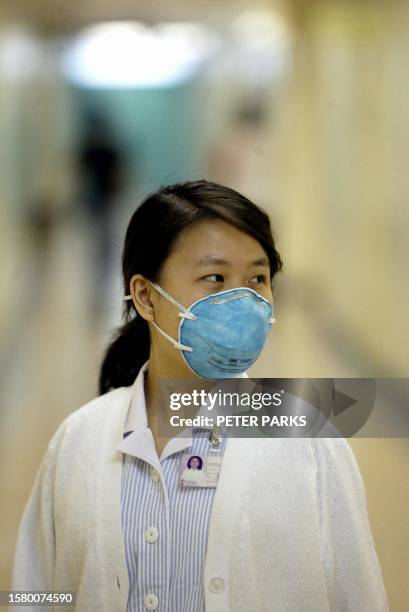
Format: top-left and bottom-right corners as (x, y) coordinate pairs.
(118, 362), (227, 612)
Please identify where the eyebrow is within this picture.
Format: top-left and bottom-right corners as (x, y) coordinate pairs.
(195, 255), (270, 268)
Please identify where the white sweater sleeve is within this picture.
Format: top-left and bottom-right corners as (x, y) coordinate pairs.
(11, 422), (67, 610)
(313, 438), (389, 612)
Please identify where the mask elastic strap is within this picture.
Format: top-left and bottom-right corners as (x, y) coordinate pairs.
(124, 282), (196, 320)
(123, 283), (194, 352)
(151, 321), (193, 352)
(149, 281), (197, 320)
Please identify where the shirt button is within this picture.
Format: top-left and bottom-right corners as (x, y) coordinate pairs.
(144, 593), (159, 610)
(150, 467), (160, 481)
(144, 526), (159, 543)
(208, 576), (225, 593)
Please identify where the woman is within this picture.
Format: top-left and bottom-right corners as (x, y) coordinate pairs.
(180, 455), (208, 486)
(12, 180), (388, 611)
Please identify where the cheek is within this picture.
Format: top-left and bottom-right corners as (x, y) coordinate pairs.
(154, 298), (180, 333)
(258, 286), (274, 302)
(157, 265), (204, 308)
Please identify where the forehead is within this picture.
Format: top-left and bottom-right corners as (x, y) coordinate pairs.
(170, 219), (268, 263)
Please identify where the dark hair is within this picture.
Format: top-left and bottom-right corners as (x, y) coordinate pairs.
(187, 455), (203, 470)
(98, 179), (283, 394)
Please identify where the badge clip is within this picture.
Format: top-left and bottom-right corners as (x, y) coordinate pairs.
(208, 426), (222, 451)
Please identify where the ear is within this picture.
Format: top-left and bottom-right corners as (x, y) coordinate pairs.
(129, 274), (155, 322)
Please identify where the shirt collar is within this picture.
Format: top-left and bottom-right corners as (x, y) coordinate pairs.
(122, 360), (249, 436)
(117, 359), (249, 463)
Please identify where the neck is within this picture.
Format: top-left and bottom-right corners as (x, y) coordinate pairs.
(144, 345), (214, 431)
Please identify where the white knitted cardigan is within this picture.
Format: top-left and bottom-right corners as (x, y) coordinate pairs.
(11, 385), (389, 611)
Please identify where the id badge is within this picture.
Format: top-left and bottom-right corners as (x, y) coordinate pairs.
(179, 427), (225, 488)
(179, 452), (223, 488)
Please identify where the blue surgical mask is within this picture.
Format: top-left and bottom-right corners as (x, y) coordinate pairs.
(124, 281), (275, 379)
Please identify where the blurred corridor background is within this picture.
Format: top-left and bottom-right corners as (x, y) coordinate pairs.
(0, 0), (408, 609)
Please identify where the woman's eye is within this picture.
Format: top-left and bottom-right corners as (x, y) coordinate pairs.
(249, 275), (266, 284)
(203, 274), (224, 282)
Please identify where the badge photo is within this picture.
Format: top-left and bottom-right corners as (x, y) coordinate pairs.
(179, 452), (223, 488)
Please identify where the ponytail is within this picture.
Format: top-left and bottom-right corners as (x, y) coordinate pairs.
(98, 315), (150, 395)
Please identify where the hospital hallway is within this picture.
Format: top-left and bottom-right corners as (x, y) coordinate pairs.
(1, 0), (408, 610)
(1, 133), (408, 612)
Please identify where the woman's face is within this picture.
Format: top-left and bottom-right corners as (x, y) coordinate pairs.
(132, 218), (273, 377)
(189, 457), (201, 470)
